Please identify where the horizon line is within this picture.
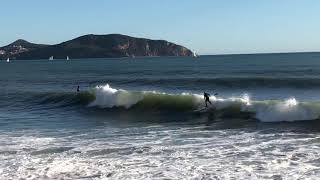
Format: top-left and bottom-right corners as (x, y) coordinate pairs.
(202, 51), (320, 56)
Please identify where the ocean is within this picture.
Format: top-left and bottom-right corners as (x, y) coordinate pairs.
(1, 53), (320, 179)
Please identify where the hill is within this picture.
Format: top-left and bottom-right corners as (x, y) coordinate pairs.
(0, 34), (193, 60)
(0, 40), (48, 59)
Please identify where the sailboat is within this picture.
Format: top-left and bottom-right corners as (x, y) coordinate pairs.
(49, 56), (54, 60)
(66, 56), (69, 61)
(192, 51), (199, 58)
(6, 58), (10, 62)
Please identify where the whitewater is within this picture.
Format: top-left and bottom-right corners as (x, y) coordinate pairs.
(2, 54), (320, 179)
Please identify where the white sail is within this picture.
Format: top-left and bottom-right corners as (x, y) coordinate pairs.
(6, 58), (10, 62)
(66, 56), (69, 60)
(193, 51), (198, 58)
(49, 56), (54, 60)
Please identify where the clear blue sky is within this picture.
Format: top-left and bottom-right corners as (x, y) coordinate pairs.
(1, 0), (320, 54)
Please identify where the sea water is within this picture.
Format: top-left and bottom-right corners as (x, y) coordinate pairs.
(1, 53), (320, 179)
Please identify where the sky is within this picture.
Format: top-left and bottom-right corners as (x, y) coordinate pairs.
(1, 0), (320, 55)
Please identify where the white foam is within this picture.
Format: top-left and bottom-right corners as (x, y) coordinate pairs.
(89, 84), (143, 108)
(201, 94), (320, 122)
(2, 128), (320, 179)
(248, 98), (319, 122)
(211, 94), (251, 109)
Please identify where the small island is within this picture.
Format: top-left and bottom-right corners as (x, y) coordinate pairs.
(0, 34), (194, 60)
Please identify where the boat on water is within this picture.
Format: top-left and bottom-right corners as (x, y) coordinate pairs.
(66, 56), (69, 61)
(192, 51), (199, 58)
(6, 58), (10, 62)
(49, 56), (54, 60)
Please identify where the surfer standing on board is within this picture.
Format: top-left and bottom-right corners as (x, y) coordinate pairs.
(204, 92), (212, 107)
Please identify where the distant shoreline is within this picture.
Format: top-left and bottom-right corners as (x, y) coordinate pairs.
(0, 34), (194, 60)
(3, 51), (320, 61)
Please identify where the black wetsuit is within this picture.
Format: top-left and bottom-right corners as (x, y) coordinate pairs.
(204, 92), (212, 107)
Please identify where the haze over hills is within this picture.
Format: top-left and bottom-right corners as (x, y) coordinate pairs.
(0, 34), (193, 60)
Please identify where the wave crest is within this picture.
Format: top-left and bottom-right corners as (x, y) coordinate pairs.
(89, 84), (144, 108)
(26, 84), (320, 122)
(87, 84), (320, 122)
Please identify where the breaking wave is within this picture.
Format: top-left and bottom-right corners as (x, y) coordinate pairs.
(27, 84), (320, 122)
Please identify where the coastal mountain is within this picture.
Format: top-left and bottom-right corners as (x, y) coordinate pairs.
(0, 40), (48, 58)
(0, 34), (193, 60)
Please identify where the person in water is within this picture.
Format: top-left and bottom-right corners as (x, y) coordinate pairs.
(204, 92), (212, 107)
(77, 86), (80, 92)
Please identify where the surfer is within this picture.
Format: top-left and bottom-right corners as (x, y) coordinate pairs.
(77, 86), (80, 92)
(204, 92), (212, 107)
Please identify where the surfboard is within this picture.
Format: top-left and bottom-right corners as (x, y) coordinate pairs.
(194, 103), (217, 113)
(194, 106), (208, 113)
